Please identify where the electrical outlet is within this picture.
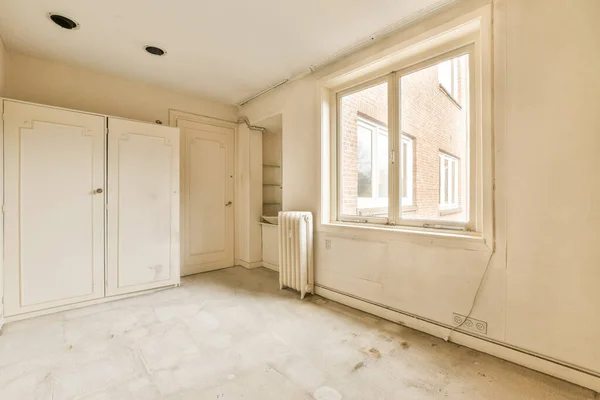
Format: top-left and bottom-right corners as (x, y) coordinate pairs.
(325, 239), (331, 250)
(452, 313), (487, 335)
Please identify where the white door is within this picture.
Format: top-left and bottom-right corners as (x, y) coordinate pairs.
(3, 101), (106, 316)
(177, 118), (235, 275)
(106, 118), (180, 295)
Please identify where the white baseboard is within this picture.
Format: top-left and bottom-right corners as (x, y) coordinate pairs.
(4, 284), (179, 324)
(261, 261), (279, 272)
(235, 259), (263, 269)
(315, 285), (600, 393)
(182, 263), (232, 276)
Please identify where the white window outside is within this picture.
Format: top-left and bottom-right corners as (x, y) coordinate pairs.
(400, 135), (414, 207)
(439, 153), (459, 209)
(356, 118), (388, 209)
(355, 117), (415, 211)
(438, 58), (461, 105)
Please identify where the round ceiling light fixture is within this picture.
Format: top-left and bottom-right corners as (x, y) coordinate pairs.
(145, 45), (166, 56)
(48, 13), (80, 30)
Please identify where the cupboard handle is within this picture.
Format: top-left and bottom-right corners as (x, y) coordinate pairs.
(225, 201), (232, 207)
(95, 188), (103, 194)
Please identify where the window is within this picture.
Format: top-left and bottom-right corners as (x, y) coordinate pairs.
(439, 153), (459, 210)
(339, 82), (389, 219)
(400, 135), (414, 207)
(438, 57), (463, 105)
(336, 50), (473, 229)
(357, 118), (388, 213)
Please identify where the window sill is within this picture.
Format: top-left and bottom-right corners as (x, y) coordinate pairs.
(438, 84), (462, 109)
(320, 221), (491, 252)
(439, 207), (462, 216)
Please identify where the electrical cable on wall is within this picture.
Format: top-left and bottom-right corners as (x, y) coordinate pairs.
(444, 250), (495, 342)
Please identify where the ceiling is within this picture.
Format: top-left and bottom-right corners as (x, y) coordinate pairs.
(0, 0), (454, 105)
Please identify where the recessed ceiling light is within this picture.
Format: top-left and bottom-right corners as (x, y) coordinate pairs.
(145, 46), (166, 56)
(48, 13), (80, 30)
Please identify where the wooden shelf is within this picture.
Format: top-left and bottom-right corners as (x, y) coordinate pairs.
(263, 184), (282, 187)
(263, 164), (281, 168)
(263, 202), (282, 206)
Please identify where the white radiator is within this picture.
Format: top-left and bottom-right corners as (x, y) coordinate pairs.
(278, 211), (314, 299)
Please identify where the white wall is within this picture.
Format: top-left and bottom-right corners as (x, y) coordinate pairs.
(5, 52), (238, 123)
(0, 36), (7, 96)
(240, 0), (600, 385)
(0, 35), (5, 325)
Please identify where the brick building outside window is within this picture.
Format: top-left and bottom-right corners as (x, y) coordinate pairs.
(340, 54), (469, 222)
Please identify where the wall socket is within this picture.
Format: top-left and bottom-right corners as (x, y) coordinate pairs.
(452, 313), (487, 335)
(325, 239), (331, 250)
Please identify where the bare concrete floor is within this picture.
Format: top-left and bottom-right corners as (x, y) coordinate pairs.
(0, 267), (596, 399)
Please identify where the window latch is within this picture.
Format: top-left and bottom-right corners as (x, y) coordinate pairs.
(389, 150), (395, 164)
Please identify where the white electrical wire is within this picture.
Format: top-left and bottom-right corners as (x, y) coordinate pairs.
(444, 250), (495, 341)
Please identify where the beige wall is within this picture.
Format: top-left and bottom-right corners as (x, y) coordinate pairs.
(5, 52), (238, 123)
(259, 115), (282, 216)
(0, 36), (7, 96)
(240, 0), (600, 388)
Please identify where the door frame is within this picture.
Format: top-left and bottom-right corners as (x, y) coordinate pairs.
(169, 110), (237, 276)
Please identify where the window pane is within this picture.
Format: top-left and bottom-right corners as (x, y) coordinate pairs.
(377, 132), (388, 198)
(400, 136), (413, 206)
(402, 143), (408, 195)
(340, 82), (389, 217)
(357, 125), (372, 197)
(438, 60), (452, 93)
(400, 54), (469, 222)
(444, 159), (449, 204)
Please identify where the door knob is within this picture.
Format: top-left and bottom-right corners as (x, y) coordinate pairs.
(225, 201), (232, 207)
(95, 188), (103, 194)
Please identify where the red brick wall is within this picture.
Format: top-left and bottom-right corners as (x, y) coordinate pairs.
(340, 82), (388, 216)
(340, 56), (468, 221)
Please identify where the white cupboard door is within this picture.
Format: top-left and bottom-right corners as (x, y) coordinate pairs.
(178, 118), (234, 275)
(3, 101), (106, 316)
(107, 118), (180, 295)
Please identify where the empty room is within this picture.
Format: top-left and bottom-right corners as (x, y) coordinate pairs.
(0, 0), (598, 398)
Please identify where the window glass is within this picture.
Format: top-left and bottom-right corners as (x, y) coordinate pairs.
(401, 54), (469, 222)
(400, 136), (414, 206)
(339, 82), (388, 217)
(357, 125), (372, 198)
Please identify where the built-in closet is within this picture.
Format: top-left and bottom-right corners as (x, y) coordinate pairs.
(2, 100), (180, 319)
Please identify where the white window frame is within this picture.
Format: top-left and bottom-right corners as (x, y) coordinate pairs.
(321, 6), (493, 247)
(439, 152), (459, 209)
(335, 46), (475, 229)
(356, 117), (388, 210)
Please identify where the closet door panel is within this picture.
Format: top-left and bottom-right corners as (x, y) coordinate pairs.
(3, 101), (106, 316)
(107, 118), (180, 295)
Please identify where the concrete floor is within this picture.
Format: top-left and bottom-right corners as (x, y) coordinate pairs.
(0, 267), (595, 399)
